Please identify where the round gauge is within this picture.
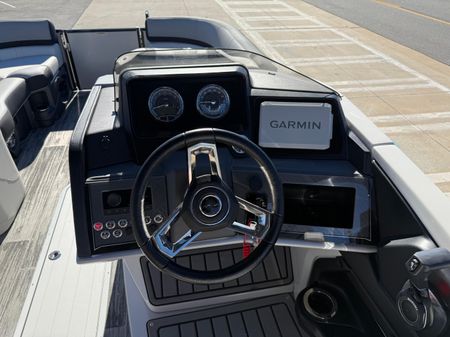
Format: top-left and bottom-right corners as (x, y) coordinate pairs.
(148, 87), (184, 122)
(196, 84), (230, 119)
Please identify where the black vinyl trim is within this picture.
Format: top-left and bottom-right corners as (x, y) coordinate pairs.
(372, 161), (431, 245)
(0, 40), (56, 49)
(67, 28), (139, 33)
(147, 36), (211, 47)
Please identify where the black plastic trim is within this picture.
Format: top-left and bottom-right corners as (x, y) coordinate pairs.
(372, 161), (428, 245)
(69, 85), (102, 258)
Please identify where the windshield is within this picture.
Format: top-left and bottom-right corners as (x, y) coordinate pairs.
(113, 48), (334, 108)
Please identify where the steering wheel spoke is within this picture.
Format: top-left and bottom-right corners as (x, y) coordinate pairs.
(229, 196), (272, 239)
(187, 142), (222, 183)
(153, 204), (202, 258)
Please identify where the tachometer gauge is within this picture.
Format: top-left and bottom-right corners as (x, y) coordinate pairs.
(148, 87), (184, 122)
(196, 84), (230, 119)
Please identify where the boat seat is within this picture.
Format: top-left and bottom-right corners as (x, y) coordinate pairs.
(0, 78), (27, 152)
(7, 63), (54, 92)
(0, 20), (63, 78)
(0, 54), (60, 80)
(0, 129), (25, 235)
(0, 20), (69, 134)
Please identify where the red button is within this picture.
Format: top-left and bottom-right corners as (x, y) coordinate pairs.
(93, 222), (103, 231)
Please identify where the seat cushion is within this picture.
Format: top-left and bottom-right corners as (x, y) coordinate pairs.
(0, 78), (27, 140)
(0, 55), (59, 79)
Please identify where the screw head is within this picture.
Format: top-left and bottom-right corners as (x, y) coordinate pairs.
(48, 250), (61, 260)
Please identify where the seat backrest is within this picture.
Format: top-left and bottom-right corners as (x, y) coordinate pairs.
(145, 17), (260, 53)
(0, 20), (58, 49)
(0, 20), (63, 65)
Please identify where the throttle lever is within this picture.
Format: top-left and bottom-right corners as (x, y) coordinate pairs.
(397, 248), (450, 334)
(407, 248), (450, 294)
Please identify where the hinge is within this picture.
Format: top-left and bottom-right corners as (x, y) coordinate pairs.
(61, 33), (71, 52)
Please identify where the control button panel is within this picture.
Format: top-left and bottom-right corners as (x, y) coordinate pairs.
(88, 176), (168, 251)
(91, 211), (166, 249)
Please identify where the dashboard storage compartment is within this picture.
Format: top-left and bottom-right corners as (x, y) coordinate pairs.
(284, 184), (355, 229)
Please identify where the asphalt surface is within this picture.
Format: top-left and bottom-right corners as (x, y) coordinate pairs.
(303, 0), (450, 65)
(0, 0), (92, 29)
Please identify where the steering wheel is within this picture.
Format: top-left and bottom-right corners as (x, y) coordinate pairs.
(131, 128), (284, 284)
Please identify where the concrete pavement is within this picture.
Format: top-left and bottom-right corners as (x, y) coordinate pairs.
(0, 0), (92, 29)
(302, 0), (450, 65)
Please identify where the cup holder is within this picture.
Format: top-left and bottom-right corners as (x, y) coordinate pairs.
(303, 287), (338, 321)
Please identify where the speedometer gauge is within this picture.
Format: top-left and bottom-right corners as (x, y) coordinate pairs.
(196, 84), (230, 119)
(148, 87), (184, 122)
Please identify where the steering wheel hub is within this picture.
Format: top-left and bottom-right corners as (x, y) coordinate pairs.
(199, 194), (222, 218)
(182, 177), (238, 231)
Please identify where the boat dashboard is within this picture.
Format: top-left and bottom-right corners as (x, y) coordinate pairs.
(70, 49), (374, 260)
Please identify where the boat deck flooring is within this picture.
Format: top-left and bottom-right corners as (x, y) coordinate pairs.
(0, 92), (130, 337)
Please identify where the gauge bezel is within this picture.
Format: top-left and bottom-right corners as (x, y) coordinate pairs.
(196, 84), (230, 120)
(148, 86), (184, 122)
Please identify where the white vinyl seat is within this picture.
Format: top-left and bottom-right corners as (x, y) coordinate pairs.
(0, 131), (25, 234)
(0, 20), (63, 80)
(0, 77), (27, 143)
(0, 20), (69, 135)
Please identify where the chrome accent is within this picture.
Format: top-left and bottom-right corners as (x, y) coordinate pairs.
(303, 288), (338, 321)
(199, 194), (223, 218)
(230, 196), (271, 238)
(231, 145), (245, 155)
(118, 219), (128, 228)
(48, 251), (61, 261)
(153, 205), (202, 258)
(105, 220), (116, 230)
(398, 297), (421, 326)
(153, 214), (163, 224)
(100, 231), (111, 240)
(187, 142), (222, 183)
(191, 186), (231, 226)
